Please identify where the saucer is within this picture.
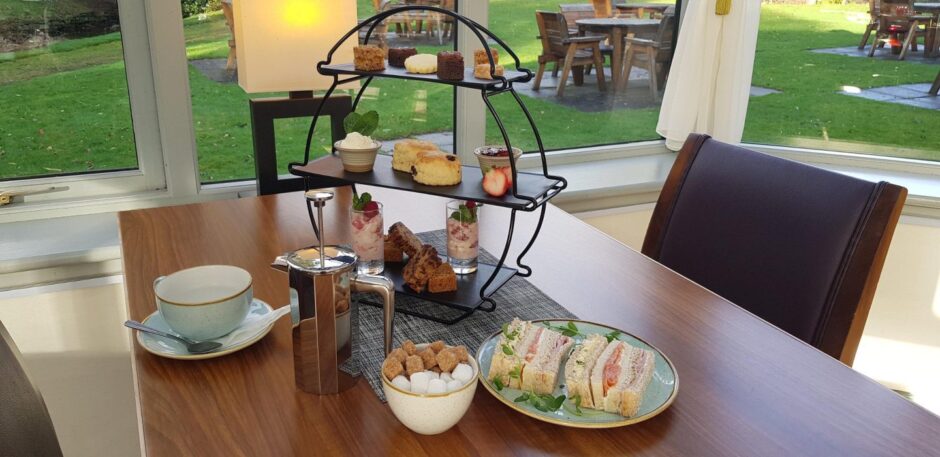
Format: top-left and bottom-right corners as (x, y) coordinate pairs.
(137, 299), (276, 360)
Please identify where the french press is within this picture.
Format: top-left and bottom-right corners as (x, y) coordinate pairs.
(272, 191), (395, 395)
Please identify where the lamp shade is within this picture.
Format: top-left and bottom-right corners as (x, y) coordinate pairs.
(233, 0), (357, 93)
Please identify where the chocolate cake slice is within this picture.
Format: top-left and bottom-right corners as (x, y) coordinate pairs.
(437, 51), (464, 81)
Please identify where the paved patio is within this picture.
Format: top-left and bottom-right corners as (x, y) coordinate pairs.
(839, 83), (940, 110)
(812, 46), (940, 64)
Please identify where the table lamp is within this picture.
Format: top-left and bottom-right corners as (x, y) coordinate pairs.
(232, 0), (359, 194)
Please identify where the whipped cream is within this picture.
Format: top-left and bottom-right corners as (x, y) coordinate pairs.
(341, 132), (376, 149)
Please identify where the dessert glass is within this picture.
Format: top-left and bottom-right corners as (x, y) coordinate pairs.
(445, 200), (480, 274)
(351, 201), (384, 275)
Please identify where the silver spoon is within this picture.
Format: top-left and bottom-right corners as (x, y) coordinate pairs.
(124, 320), (223, 354)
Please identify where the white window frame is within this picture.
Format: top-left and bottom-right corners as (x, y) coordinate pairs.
(0, 0), (169, 219)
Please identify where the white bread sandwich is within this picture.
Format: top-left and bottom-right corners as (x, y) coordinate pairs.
(563, 334), (608, 408)
(488, 319), (573, 394)
(589, 340), (656, 417)
(487, 318), (530, 389)
(518, 325), (573, 395)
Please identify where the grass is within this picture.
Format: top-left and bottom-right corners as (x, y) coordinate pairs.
(1, 2), (938, 180)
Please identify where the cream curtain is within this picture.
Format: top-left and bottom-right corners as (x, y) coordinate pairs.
(656, 0), (762, 151)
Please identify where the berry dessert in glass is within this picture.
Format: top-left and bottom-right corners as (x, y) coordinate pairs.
(351, 192), (384, 275)
(446, 200), (480, 274)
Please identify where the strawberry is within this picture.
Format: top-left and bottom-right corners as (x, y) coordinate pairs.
(482, 167), (509, 197)
(496, 166), (513, 189)
(465, 200), (477, 209)
(363, 201), (380, 219)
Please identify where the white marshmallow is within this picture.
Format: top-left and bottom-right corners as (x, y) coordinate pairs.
(424, 370), (440, 380)
(440, 372), (453, 383)
(452, 363), (474, 383)
(446, 379), (463, 392)
(391, 375), (410, 391)
(410, 372), (430, 393)
(427, 378), (447, 394)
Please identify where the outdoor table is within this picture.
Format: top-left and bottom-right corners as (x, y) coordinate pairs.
(614, 2), (671, 18)
(119, 186), (940, 456)
(576, 17), (661, 90)
(914, 3), (940, 56)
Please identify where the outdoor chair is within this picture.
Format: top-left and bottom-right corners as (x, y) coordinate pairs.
(864, 0), (930, 60)
(591, 0), (613, 18)
(533, 11), (607, 97)
(619, 7), (676, 98)
(559, 4), (613, 76)
(643, 134), (906, 366)
(930, 68), (940, 95)
(221, 0), (236, 71)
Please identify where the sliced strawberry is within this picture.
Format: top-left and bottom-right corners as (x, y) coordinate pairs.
(363, 201), (380, 219)
(465, 200), (477, 209)
(496, 166), (514, 189)
(482, 167), (508, 197)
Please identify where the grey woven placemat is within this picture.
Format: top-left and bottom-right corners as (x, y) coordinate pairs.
(352, 230), (576, 402)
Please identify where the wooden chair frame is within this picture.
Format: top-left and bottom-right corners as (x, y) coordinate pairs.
(534, 11), (607, 97)
(619, 9), (675, 98)
(930, 68), (940, 95)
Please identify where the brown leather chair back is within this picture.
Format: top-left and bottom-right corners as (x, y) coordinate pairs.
(0, 321), (63, 457)
(642, 134), (906, 365)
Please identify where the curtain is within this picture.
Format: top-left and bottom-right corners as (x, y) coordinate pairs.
(656, 0), (762, 151)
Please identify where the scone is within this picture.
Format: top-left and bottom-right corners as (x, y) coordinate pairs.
(474, 63), (504, 80)
(403, 245), (443, 293)
(428, 263), (457, 293)
(392, 139), (440, 172)
(474, 48), (499, 66)
(353, 45), (385, 71)
(412, 153), (461, 186)
(404, 54), (436, 74)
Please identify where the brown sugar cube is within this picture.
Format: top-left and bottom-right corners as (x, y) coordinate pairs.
(389, 347), (408, 364)
(402, 339), (417, 355)
(436, 348), (459, 372)
(474, 48), (499, 66)
(382, 357), (404, 381)
(453, 345), (469, 362)
(419, 347), (438, 369)
(405, 355), (425, 376)
(429, 340), (445, 353)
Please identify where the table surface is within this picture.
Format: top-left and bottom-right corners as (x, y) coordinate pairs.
(614, 3), (672, 9)
(576, 17), (661, 27)
(915, 2), (940, 10)
(119, 187), (940, 456)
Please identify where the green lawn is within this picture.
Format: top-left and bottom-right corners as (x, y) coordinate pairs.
(1, 2), (938, 181)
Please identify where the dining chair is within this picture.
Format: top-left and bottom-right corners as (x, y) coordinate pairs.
(533, 11), (607, 97)
(560, 3), (597, 35)
(0, 321), (63, 457)
(619, 7), (676, 98)
(591, 0), (613, 18)
(866, 0), (929, 59)
(642, 134), (906, 366)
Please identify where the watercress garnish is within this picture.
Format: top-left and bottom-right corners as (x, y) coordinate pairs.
(501, 343), (514, 356)
(605, 330), (622, 343)
(543, 321), (582, 338)
(508, 364), (521, 380)
(563, 395), (584, 416)
(493, 378), (504, 391)
(514, 392), (567, 412)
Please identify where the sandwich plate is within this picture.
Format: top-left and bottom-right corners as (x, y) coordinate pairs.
(476, 319), (678, 428)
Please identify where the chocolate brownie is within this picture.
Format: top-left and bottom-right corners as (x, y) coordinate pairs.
(388, 47), (417, 68)
(437, 51), (464, 81)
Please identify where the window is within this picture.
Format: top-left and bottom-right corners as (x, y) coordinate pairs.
(0, 0), (164, 212)
(484, 0), (678, 152)
(743, 2), (940, 162)
(183, 0), (456, 183)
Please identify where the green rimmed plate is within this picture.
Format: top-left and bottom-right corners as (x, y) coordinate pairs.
(475, 319), (678, 428)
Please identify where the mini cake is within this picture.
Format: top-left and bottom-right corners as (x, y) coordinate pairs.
(392, 138), (440, 172)
(384, 235), (404, 262)
(388, 222), (423, 258)
(403, 245), (443, 292)
(474, 63), (505, 80)
(437, 51), (464, 81)
(353, 45), (385, 71)
(428, 263), (458, 293)
(404, 54), (436, 74)
(473, 48), (499, 66)
(388, 47), (417, 68)
(412, 153), (462, 186)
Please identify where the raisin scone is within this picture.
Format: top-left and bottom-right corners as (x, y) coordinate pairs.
(392, 139), (440, 173)
(412, 153), (461, 186)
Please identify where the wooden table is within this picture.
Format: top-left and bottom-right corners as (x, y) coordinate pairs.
(914, 3), (940, 57)
(576, 18), (660, 90)
(614, 2), (670, 18)
(120, 187), (940, 456)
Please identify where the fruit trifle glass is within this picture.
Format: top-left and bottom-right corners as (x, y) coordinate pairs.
(445, 200), (480, 274)
(351, 193), (384, 275)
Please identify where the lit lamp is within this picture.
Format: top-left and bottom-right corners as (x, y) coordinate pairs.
(233, 0), (359, 194)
